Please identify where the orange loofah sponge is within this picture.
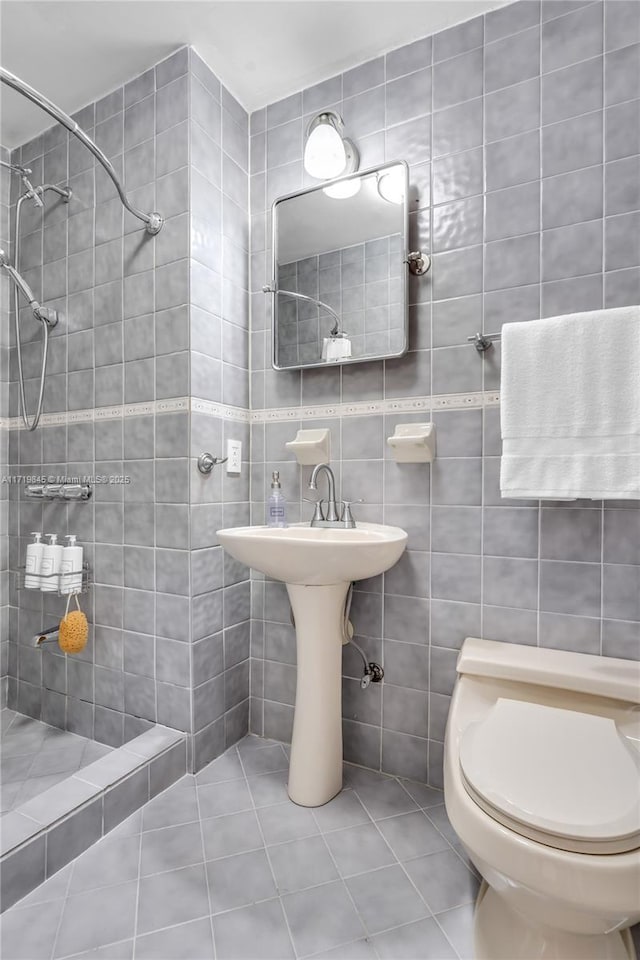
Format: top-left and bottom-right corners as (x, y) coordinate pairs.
(59, 597), (89, 655)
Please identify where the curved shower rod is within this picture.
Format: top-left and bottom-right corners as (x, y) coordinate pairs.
(262, 284), (342, 337)
(0, 67), (164, 235)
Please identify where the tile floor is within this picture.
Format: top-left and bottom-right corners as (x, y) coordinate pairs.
(0, 734), (479, 960)
(1, 711), (113, 815)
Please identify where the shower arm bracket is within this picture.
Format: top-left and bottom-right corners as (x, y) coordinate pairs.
(144, 212), (164, 236)
(33, 305), (58, 328)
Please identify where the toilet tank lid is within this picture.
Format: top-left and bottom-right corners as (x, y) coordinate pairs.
(460, 698), (640, 843)
(457, 638), (640, 705)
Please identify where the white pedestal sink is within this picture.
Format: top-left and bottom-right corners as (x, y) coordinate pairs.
(216, 522), (408, 806)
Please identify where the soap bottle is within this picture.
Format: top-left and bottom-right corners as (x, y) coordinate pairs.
(25, 532), (44, 589)
(60, 535), (83, 595)
(267, 471), (287, 528)
(40, 534), (63, 592)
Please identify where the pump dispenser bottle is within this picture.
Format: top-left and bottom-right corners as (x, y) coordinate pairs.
(267, 471), (287, 528)
(25, 532), (44, 589)
(60, 535), (83, 594)
(40, 534), (63, 592)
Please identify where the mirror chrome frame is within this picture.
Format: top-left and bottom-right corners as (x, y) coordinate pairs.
(269, 160), (411, 372)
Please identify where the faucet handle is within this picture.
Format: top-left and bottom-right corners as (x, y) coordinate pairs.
(340, 499), (363, 526)
(304, 497), (325, 523)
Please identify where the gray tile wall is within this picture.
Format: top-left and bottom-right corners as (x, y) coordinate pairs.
(249, 0), (640, 786)
(4, 48), (251, 771)
(188, 51), (251, 771)
(1, 147), (9, 707)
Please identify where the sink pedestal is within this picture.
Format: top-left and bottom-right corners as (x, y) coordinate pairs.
(216, 522), (408, 807)
(286, 581), (350, 807)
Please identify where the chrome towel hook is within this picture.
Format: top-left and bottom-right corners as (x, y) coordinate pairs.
(197, 452), (228, 475)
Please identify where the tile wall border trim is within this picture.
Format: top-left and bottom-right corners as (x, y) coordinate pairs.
(1, 391), (500, 432)
(251, 391), (500, 423)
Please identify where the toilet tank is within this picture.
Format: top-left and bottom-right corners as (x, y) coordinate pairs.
(456, 638), (640, 706)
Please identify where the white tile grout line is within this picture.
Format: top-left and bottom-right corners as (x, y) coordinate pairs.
(306, 787), (385, 957)
(0, 391), (500, 433)
(7, 739), (476, 959)
(48, 850), (74, 960)
(233, 741), (298, 960)
(193, 762), (219, 960)
(352, 781), (470, 956)
(196, 745), (467, 953)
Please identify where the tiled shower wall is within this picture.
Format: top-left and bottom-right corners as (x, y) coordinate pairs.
(1, 148), (9, 706)
(4, 47), (251, 770)
(249, 0), (640, 786)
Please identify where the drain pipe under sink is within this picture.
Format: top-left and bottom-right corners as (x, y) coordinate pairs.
(290, 582), (384, 690)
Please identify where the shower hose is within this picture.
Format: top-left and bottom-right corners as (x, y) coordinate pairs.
(13, 191), (50, 431)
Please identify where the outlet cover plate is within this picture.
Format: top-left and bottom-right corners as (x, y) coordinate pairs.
(226, 439), (242, 474)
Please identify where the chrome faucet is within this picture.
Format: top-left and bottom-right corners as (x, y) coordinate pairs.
(33, 625), (60, 646)
(306, 463), (361, 528)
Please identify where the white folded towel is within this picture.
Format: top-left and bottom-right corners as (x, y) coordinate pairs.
(500, 306), (640, 500)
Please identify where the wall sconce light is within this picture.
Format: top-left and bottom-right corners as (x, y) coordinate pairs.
(304, 111), (359, 180)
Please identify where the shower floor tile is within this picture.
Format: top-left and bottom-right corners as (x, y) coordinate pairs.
(0, 710), (113, 815)
(0, 733), (484, 959)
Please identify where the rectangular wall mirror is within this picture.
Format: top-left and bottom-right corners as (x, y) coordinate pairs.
(268, 161), (410, 370)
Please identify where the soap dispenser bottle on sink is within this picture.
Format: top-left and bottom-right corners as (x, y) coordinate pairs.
(267, 471), (287, 528)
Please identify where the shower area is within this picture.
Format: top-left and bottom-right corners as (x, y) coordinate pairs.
(0, 63), (168, 801)
(0, 46), (251, 906)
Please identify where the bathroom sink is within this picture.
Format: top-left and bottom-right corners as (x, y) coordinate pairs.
(217, 521), (407, 808)
(216, 522), (407, 586)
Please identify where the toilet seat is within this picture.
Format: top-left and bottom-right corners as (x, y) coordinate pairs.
(459, 698), (640, 855)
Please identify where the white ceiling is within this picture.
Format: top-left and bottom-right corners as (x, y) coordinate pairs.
(0, 0), (507, 149)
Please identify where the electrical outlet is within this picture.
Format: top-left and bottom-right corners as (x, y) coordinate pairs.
(226, 439), (242, 475)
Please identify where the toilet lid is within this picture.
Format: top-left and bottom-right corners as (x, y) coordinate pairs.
(460, 699), (640, 854)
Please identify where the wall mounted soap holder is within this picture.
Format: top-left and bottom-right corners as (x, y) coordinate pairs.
(387, 423), (436, 463)
(286, 428), (331, 465)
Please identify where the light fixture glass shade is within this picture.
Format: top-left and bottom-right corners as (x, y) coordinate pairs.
(323, 178), (361, 199)
(304, 115), (348, 179)
(377, 167), (405, 204)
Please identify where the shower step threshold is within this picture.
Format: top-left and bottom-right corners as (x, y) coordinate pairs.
(0, 724), (186, 912)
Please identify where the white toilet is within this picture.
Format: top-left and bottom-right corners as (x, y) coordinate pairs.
(444, 637), (640, 960)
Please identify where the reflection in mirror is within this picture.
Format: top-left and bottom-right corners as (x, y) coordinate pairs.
(269, 162), (409, 370)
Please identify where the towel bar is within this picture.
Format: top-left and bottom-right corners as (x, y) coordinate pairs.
(468, 332), (502, 353)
